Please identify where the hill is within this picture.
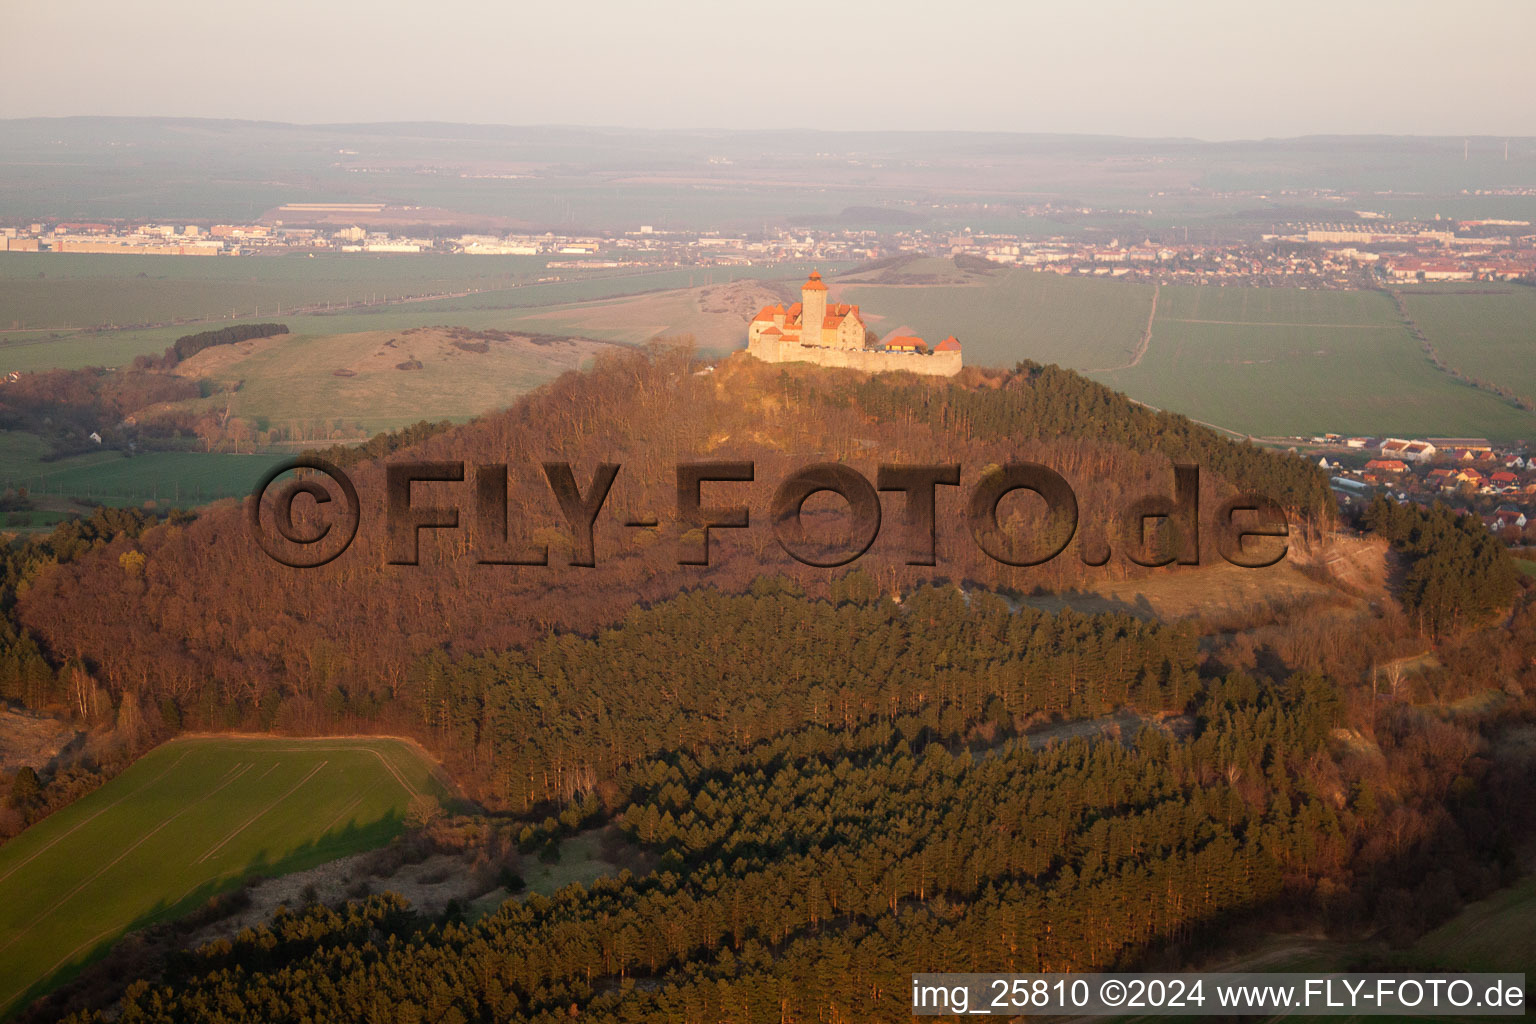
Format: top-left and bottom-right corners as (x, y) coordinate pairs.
(4, 351), (1533, 1024)
(160, 325), (616, 434)
(0, 736), (447, 1016)
(16, 348), (1333, 799)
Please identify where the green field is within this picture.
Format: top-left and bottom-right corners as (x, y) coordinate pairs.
(0, 736), (447, 1015)
(432, 280), (791, 355)
(1210, 870), (1536, 985)
(1401, 285), (1536, 404)
(1089, 285), (1536, 439)
(0, 257), (843, 373)
(9, 256), (1535, 442)
(828, 273), (1536, 440)
(837, 267), (1155, 371)
(1406, 871), (1536, 973)
(0, 433), (285, 508)
(0, 252), (559, 330)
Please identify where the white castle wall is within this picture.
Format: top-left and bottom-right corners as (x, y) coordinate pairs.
(748, 336), (962, 377)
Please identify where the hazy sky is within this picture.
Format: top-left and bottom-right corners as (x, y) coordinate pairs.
(7, 0), (1535, 138)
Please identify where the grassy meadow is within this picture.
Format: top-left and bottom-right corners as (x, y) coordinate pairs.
(0, 736), (447, 1015)
(166, 327), (615, 434)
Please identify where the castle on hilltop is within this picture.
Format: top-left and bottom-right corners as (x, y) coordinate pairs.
(746, 271), (962, 376)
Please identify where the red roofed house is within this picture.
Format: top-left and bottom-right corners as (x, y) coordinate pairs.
(884, 336), (927, 353)
(1493, 507), (1528, 532)
(1365, 459), (1408, 474)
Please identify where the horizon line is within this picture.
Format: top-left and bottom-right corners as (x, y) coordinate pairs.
(4, 114), (1535, 147)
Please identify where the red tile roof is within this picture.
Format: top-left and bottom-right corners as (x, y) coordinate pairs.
(935, 335), (961, 352)
(801, 270), (827, 292)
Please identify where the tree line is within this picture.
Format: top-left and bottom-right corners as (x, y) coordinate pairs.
(1361, 496), (1518, 637)
(166, 323), (289, 365)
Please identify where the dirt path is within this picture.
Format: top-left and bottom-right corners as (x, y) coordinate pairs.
(1083, 283), (1158, 372)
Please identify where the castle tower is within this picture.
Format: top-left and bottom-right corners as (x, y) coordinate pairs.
(800, 270), (827, 346)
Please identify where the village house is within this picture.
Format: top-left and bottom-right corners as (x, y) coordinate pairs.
(1379, 438), (1437, 463)
(1427, 468), (1459, 490)
(1491, 507), (1528, 533)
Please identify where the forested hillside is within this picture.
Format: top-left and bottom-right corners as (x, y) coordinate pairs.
(51, 589), (1536, 1024)
(14, 347), (1331, 795)
(406, 584), (1199, 807)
